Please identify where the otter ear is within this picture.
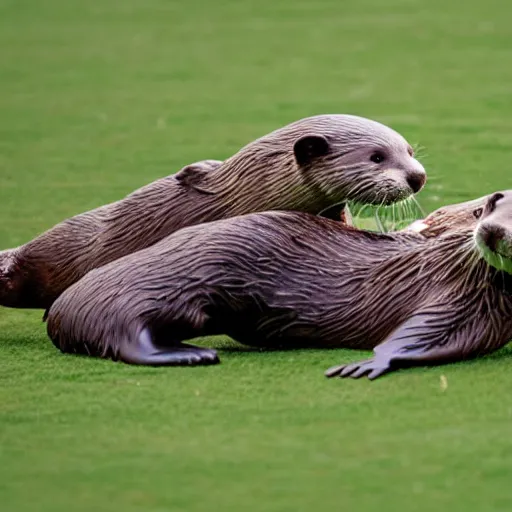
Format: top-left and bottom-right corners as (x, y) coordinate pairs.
(175, 161), (221, 195)
(293, 135), (330, 167)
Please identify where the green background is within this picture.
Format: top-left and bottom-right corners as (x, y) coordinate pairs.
(1, 1), (512, 511)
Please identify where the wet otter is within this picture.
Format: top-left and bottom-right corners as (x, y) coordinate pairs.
(0, 114), (425, 311)
(46, 191), (512, 379)
(326, 190), (512, 379)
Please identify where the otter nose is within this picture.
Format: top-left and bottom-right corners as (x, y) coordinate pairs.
(479, 223), (506, 252)
(406, 170), (427, 194)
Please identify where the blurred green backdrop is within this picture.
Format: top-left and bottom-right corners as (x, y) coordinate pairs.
(1, 1), (512, 511)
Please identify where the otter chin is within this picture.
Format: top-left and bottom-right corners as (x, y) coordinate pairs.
(0, 114), (426, 311)
(46, 191), (512, 380)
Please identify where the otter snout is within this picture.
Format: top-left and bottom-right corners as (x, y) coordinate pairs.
(381, 158), (426, 203)
(406, 167), (426, 194)
(477, 223), (507, 252)
(404, 157), (427, 194)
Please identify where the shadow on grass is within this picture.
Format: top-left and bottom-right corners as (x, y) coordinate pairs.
(4, 331), (511, 377)
(203, 335), (362, 356)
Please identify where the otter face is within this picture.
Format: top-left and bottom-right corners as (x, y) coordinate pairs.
(345, 142), (426, 206)
(405, 196), (488, 237)
(293, 116), (426, 206)
(474, 191), (512, 274)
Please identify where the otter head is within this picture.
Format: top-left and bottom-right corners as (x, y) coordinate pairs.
(291, 115), (426, 207)
(474, 191), (512, 275)
(405, 195), (488, 237)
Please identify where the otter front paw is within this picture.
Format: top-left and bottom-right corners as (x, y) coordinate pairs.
(325, 358), (390, 380)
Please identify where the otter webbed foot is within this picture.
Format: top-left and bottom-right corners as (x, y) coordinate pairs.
(119, 328), (220, 366)
(325, 358), (391, 380)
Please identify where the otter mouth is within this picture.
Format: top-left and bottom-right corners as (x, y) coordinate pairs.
(343, 176), (423, 214)
(347, 197), (425, 233)
(348, 189), (411, 208)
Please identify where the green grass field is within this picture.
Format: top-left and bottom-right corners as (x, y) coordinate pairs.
(1, 1), (512, 510)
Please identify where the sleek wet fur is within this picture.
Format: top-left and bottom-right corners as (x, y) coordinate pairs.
(47, 191), (512, 379)
(404, 195), (488, 237)
(0, 114), (426, 310)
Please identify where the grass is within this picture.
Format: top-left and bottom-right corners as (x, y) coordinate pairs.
(1, 0), (512, 510)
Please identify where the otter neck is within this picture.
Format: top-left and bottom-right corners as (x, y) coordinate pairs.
(201, 151), (329, 217)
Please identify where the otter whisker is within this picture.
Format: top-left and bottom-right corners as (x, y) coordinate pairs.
(375, 210), (386, 233)
(411, 196), (426, 217)
(346, 180), (372, 202)
(364, 196), (425, 233)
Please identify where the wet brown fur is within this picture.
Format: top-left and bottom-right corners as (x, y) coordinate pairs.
(47, 191), (512, 379)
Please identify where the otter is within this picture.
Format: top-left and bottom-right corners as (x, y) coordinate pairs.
(0, 114), (426, 311)
(46, 191), (512, 379)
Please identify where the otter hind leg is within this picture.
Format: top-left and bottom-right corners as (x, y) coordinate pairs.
(118, 328), (220, 366)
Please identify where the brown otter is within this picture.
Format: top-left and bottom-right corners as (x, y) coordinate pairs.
(46, 191), (512, 379)
(0, 114), (425, 311)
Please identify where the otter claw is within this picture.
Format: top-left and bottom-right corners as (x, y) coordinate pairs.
(325, 358), (390, 380)
(324, 364), (346, 378)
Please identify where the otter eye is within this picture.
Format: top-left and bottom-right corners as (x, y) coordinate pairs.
(473, 208), (483, 219)
(407, 146), (414, 157)
(370, 152), (385, 164)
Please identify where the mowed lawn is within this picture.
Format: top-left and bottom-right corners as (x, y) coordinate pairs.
(1, 1), (512, 511)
